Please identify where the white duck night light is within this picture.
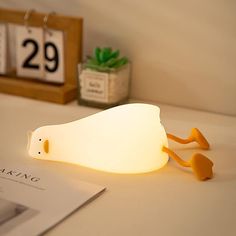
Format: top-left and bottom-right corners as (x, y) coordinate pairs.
(28, 104), (213, 180)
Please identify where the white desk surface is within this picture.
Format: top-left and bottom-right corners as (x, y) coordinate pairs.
(1, 93), (236, 236)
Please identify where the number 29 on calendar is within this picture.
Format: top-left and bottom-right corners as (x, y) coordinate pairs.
(16, 26), (64, 83)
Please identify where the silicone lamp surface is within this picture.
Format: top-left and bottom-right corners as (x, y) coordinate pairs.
(28, 103), (169, 174)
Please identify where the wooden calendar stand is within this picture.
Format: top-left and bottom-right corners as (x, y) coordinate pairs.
(0, 8), (83, 104)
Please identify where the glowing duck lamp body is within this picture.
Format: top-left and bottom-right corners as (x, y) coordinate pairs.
(28, 104), (213, 180)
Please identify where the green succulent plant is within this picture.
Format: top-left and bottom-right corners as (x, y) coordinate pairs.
(85, 47), (128, 72)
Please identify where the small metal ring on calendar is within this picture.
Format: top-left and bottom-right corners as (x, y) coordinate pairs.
(24, 9), (35, 33)
(43, 12), (56, 36)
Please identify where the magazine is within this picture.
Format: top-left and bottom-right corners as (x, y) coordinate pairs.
(0, 160), (105, 236)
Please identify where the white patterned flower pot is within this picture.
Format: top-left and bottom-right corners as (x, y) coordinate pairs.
(78, 63), (131, 108)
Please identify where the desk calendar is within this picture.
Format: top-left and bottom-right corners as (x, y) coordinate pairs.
(0, 8), (82, 104)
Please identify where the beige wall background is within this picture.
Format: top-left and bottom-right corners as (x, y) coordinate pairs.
(0, 0), (235, 116)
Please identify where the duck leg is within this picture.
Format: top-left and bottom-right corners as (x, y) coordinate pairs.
(162, 146), (213, 181)
(167, 128), (210, 150)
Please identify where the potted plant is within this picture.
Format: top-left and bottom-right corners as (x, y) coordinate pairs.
(78, 47), (130, 108)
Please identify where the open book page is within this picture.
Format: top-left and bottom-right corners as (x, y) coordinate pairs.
(0, 160), (105, 236)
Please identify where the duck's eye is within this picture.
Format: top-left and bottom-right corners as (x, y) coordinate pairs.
(38, 152), (41, 154)
(39, 139), (42, 141)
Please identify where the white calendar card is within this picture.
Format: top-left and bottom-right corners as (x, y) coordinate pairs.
(16, 26), (44, 79)
(15, 25), (65, 83)
(44, 29), (65, 83)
